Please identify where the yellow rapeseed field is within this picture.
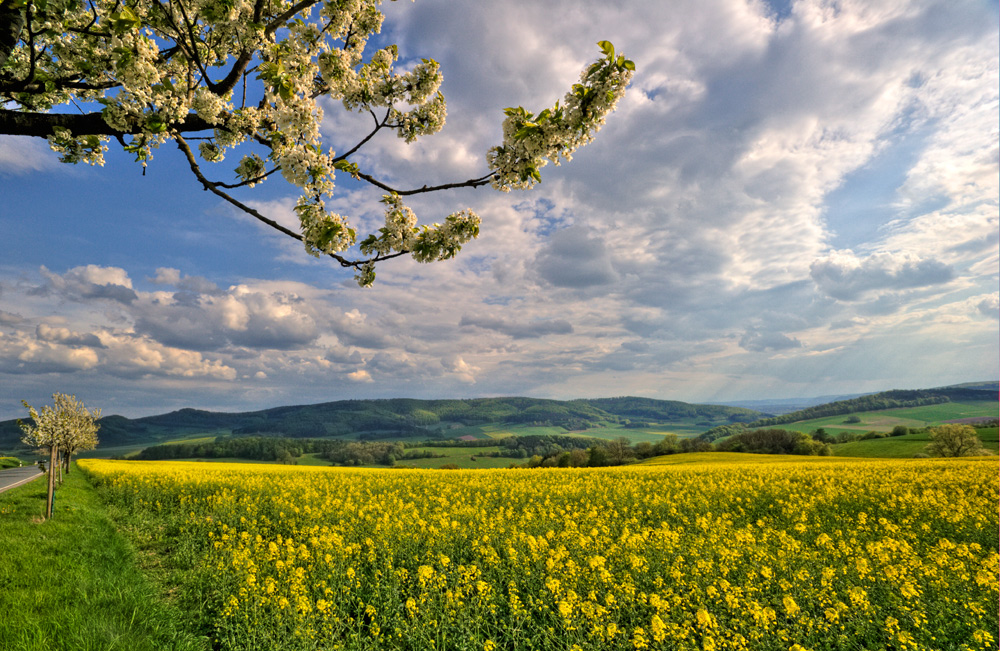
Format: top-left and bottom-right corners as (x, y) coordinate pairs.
(79, 455), (998, 651)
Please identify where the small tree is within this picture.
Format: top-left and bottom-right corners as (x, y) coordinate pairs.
(653, 433), (680, 456)
(57, 395), (101, 473)
(606, 437), (636, 465)
(18, 393), (101, 519)
(925, 424), (988, 457)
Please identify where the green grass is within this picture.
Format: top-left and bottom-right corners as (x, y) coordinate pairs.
(394, 446), (512, 469)
(831, 427), (999, 458)
(0, 467), (209, 651)
(573, 425), (705, 443)
(764, 400), (998, 437)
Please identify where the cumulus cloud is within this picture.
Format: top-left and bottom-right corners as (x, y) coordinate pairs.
(442, 355), (479, 384)
(35, 265), (137, 304)
(133, 284), (320, 351)
(459, 314), (573, 339)
(0, 310), (24, 325)
(810, 250), (955, 301)
(348, 369), (374, 383)
(36, 324), (104, 348)
(533, 226), (618, 288)
(150, 267), (222, 295)
(0, 333), (100, 374)
(98, 333), (237, 379)
(738, 328), (803, 352)
(972, 293), (999, 320)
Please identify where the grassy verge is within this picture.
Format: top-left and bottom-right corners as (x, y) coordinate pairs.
(0, 467), (210, 651)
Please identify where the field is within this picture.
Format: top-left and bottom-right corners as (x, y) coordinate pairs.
(79, 456), (998, 651)
(832, 428), (999, 458)
(765, 401), (998, 437)
(394, 446), (512, 469)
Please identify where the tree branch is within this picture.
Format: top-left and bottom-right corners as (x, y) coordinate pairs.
(0, 109), (214, 137)
(264, 0), (319, 36)
(175, 135), (417, 271)
(354, 170), (496, 196)
(330, 109), (389, 163)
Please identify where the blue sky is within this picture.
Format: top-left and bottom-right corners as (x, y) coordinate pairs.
(1, 0), (997, 419)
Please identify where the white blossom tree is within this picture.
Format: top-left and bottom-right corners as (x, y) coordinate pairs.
(0, 0), (633, 284)
(18, 393), (101, 517)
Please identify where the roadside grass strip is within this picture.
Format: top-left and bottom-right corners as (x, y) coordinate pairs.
(0, 466), (209, 651)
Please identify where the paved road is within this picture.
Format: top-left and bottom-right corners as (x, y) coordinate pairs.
(0, 465), (43, 494)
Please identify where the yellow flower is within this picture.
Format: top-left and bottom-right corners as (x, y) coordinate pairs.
(651, 614), (666, 642)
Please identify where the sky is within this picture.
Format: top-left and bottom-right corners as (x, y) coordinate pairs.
(0, 0), (997, 420)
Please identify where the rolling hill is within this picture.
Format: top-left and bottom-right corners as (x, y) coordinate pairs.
(0, 396), (763, 454)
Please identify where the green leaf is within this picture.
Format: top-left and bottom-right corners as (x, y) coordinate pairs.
(109, 6), (140, 34)
(597, 40), (615, 58)
(622, 59), (636, 72)
(145, 114), (167, 133)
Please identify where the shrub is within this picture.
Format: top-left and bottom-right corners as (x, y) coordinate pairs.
(0, 457), (22, 469)
(926, 425), (988, 457)
(717, 429), (824, 455)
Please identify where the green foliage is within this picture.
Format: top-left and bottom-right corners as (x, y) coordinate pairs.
(583, 397), (761, 425)
(717, 428), (832, 456)
(0, 456), (22, 469)
(698, 422), (748, 442)
(926, 424), (990, 457)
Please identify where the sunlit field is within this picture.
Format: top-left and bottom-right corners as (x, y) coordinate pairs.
(79, 456), (998, 651)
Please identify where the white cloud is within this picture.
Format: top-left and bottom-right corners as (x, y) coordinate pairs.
(348, 369), (374, 383)
(810, 250), (955, 301)
(0, 136), (59, 175)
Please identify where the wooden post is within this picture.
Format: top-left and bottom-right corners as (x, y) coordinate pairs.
(46, 444), (57, 519)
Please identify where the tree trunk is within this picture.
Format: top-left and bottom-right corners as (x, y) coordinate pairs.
(46, 444), (57, 519)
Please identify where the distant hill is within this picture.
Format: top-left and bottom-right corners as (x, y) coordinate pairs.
(580, 397), (760, 425)
(0, 396), (765, 452)
(706, 395), (862, 416)
(747, 387), (997, 428)
(698, 385), (998, 441)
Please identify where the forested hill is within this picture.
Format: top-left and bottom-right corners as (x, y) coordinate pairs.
(746, 386), (998, 428)
(0, 396), (764, 449)
(579, 397), (760, 426)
